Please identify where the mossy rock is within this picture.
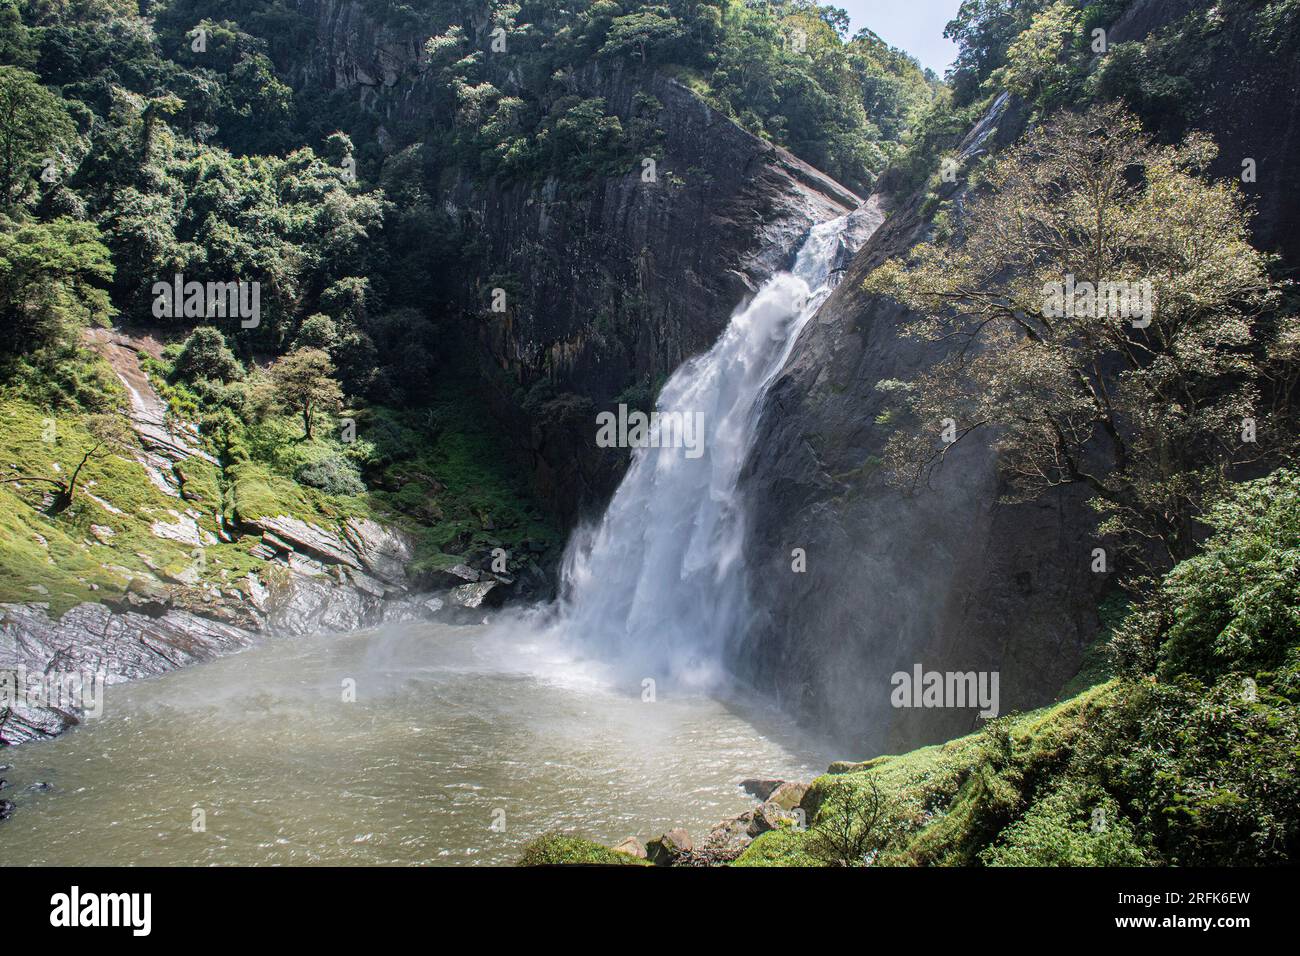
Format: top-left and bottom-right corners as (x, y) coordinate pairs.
(518, 833), (651, 866)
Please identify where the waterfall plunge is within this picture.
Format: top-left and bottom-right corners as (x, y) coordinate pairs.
(548, 216), (852, 692)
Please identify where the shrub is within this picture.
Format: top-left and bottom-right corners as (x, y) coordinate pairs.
(981, 780), (1151, 866)
(171, 327), (244, 384)
(294, 455), (365, 496)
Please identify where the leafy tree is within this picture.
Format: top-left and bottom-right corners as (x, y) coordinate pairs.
(0, 216), (114, 357)
(262, 346), (344, 440)
(0, 0), (36, 69)
(987, 0), (1084, 105)
(599, 8), (686, 63)
(293, 313), (339, 352)
(0, 65), (77, 207)
(172, 326), (244, 384)
(944, 0), (1028, 104)
(865, 104), (1284, 571)
(1, 412), (133, 514)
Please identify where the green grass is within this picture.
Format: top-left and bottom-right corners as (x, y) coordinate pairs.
(361, 381), (559, 573)
(0, 398), (261, 614)
(1, 340), (560, 619)
(734, 682), (1121, 868)
(518, 833), (651, 866)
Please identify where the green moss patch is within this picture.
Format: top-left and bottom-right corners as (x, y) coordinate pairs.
(518, 833), (651, 866)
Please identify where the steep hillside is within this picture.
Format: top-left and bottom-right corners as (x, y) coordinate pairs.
(738, 0), (1300, 754)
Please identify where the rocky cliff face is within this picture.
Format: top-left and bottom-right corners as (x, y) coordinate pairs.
(735, 95), (1103, 756)
(0, 334), (494, 747)
(1106, 0), (1300, 266)
(289, 0), (862, 521)
(737, 0), (1300, 756)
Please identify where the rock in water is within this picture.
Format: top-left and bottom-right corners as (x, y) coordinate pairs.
(740, 778), (784, 801)
(646, 828), (693, 866)
(612, 838), (647, 859)
(768, 781), (808, 811)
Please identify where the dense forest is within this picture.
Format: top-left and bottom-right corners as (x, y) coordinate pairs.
(0, 0), (936, 603)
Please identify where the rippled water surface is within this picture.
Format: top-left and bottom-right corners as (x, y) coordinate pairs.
(0, 622), (832, 865)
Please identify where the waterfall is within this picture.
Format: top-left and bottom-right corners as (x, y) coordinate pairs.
(549, 215), (853, 691)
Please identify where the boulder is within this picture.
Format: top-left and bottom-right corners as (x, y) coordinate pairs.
(702, 811), (755, 858)
(645, 828), (693, 866)
(747, 801), (797, 837)
(447, 581), (501, 610)
(612, 838), (647, 859)
(243, 515), (361, 570)
(768, 781), (808, 811)
(423, 564), (480, 589)
(115, 579), (172, 617)
(740, 778), (784, 801)
(341, 517), (413, 585)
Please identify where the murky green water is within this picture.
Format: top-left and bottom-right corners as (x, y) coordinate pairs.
(0, 622), (831, 865)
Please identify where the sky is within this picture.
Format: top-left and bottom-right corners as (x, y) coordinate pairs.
(835, 0), (965, 75)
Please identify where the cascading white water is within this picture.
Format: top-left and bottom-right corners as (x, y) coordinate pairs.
(552, 216), (852, 690)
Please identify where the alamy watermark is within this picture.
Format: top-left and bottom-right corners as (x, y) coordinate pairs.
(1041, 274), (1154, 328)
(152, 273), (261, 328)
(595, 403), (705, 460)
(1, 666), (106, 718)
(890, 664), (1000, 718)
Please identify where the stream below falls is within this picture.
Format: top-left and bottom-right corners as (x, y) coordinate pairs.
(0, 620), (833, 865)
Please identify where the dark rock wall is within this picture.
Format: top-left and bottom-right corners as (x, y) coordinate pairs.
(289, 0), (861, 522)
(738, 96), (1102, 757)
(738, 0), (1300, 757)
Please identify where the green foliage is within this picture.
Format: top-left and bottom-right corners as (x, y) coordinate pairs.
(1115, 674), (1299, 865)
(258, 347), (344, 440)
(805, 775), (892, 866)
(0, 397), (251, 614)
(600, 7), (686, 63)
(736, 470), (1300, 868)
(294, 454), (366, 497)
(0, 215), (114, 358)
(518, 832), (651, 865)
(171, 326), (243, 384)
(980, 780), (1150, 866)
(1152, 470), (1300, 682)
(986, 1), (1085, 106)
(866, 104), (1285, 572)
(0, 64), (78, 208)
(410, 0), (934, 192)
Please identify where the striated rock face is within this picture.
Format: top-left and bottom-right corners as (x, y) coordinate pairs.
(0, 566), (457, 745)
(288, 0), (862, 520)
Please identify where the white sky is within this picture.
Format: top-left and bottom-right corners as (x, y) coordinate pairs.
(835, 0), (965, 74)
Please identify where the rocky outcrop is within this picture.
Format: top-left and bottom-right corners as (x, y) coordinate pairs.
(0, 562), (467, 746)
(737, 0), (1300, 757)
(1, 324), (476, 747)
(455, 62), (862, 521)
(287, 0), (862, 521)
(84, 329), (219, 498)
(737, 92), (1106, 756)
(654, 777), (814, 865)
